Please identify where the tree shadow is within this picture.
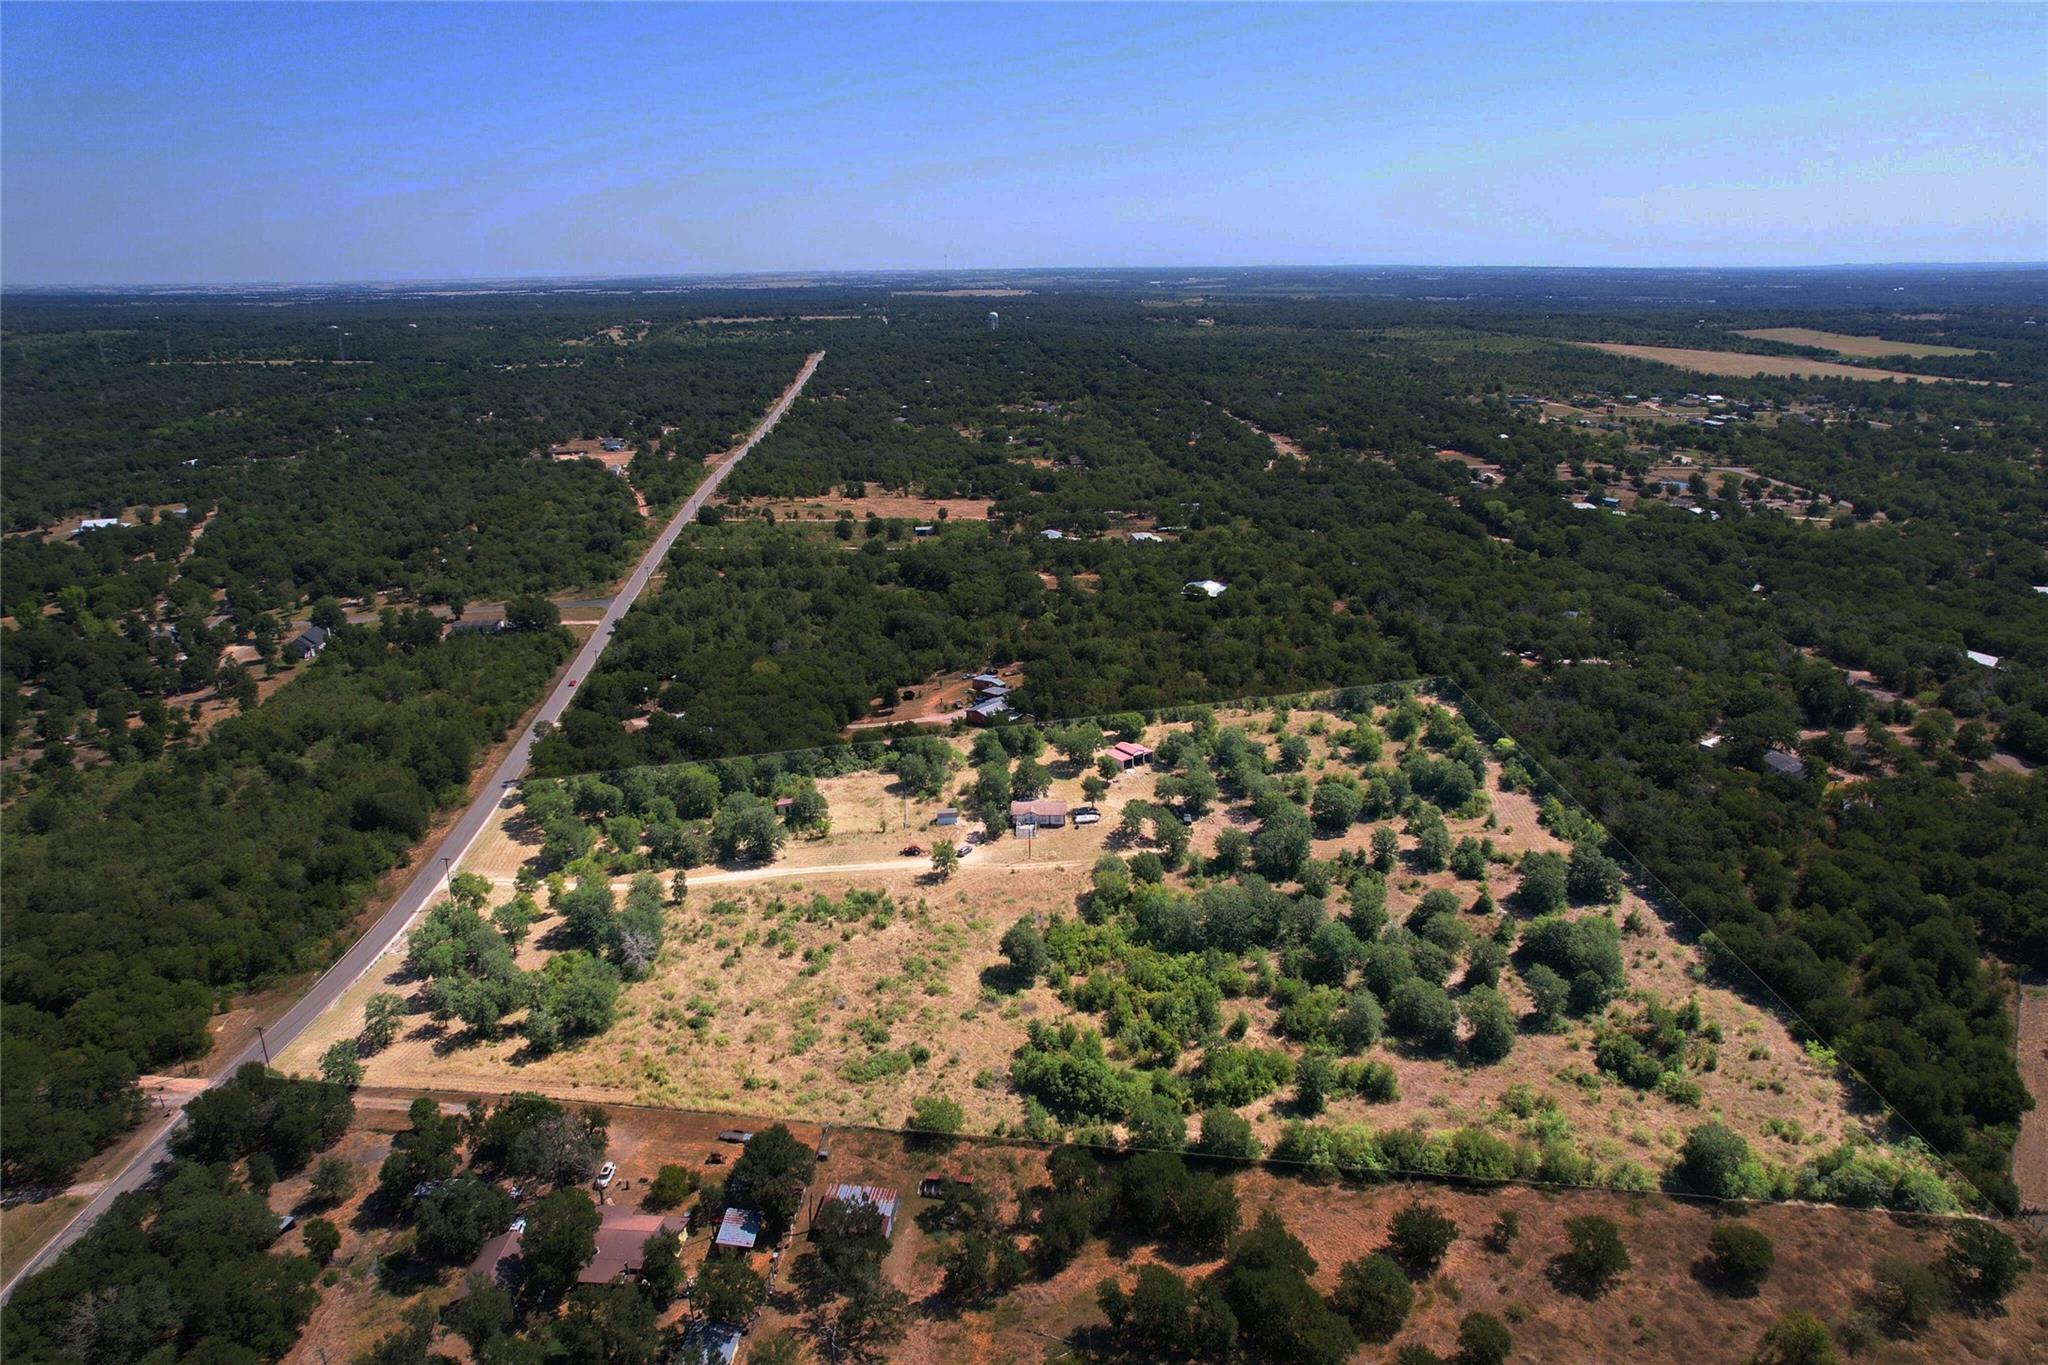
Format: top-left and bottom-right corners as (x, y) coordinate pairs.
(1688, 1255), (1761, 1298)
(977, 963), (1033, 995)
(1544, 1253), (1617, 1300)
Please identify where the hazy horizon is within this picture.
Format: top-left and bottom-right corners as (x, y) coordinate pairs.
(5, 2), (2044, 288)
(8, 260), (2048, 296)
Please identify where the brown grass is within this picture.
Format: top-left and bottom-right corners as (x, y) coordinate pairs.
(1735, 328), (1981, 359)
(284, 702), (1876, 1192)
(2015, 974), (2048, 1213)
(888, 1162), (2047, 1364)
(733, 484), (992, 524)
(258, 1097), (2045, 1365)
(1570, 342), (1982, 384)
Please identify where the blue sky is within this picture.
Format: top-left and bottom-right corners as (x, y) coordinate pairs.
(4, 2), (2043, 284)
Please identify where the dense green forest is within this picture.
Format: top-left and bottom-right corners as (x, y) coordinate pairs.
(529, 286), (2045, 1206)
(0, 301), (809, 768)
(1, 625), (570, 1185)
(1, 1066), (354, 1362)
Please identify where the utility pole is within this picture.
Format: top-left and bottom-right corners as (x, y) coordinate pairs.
(254, 1024), (270, 1066)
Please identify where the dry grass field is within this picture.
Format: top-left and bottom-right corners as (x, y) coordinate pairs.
(851, 1128), (2046, 1365)
(276, 1099), (2047, 1365)
(283, 699), (1888, 1197)
(1735, 327), (1981, 359)
(1570, 341), (1979, 384)
(733, 482), (993, 524)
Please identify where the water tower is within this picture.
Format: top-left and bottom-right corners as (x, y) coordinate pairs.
(987, 311), (1000, 331)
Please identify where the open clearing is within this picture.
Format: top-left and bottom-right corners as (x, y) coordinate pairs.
(1734, 327), (1981, 359)
(2015, 973), (2048, 1213)
(284, 698), (1878, 1189)
(733, 483), (992, 524)
(1571, 341), (1978, 383)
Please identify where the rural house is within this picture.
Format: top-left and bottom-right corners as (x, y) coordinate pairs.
(967, 695), (1015, 726)
(1010, 798), (1068, 828)
(581, 1209), (688, 1285)
(1761, 750), (1807, 778)
(285, 625), (330, 660)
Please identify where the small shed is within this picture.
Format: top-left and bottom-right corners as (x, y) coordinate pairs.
(920, 1173), (974, 1198)
(714, 1207), (762, 1254)
(775, 796), (795, 813)
(934, 808), (959, 827)
(1761, 750), (1807, 778)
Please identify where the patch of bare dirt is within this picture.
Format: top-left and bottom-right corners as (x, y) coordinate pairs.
(2014, 973), (2048, 1213)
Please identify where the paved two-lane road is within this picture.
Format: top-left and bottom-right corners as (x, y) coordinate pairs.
(1, 351), (824, 1299)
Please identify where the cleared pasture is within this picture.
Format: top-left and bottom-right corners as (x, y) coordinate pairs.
(1571, 341), (1977, 383)
(1734, 326), (1981, 359)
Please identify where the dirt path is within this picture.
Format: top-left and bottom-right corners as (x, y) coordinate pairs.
(480, 854), (1093, 893)
(2014, 971), (2048, 1213)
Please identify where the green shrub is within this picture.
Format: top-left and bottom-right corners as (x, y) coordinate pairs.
(1332, 1253), (1411, 1342)
(1559, 1215), (1630, 1296)
(1707, 1223), (1775, 1294)
(1942, 1221), (2027, 1307)
(1388, 1202), (1459, 1273)
(1457, 1310), (1512, 1365)
(1869, 1256), (1949, 1333)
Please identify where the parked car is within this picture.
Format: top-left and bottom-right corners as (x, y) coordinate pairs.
(900, 844), (924, 857)
(595, 1161), (617, 1190)
(509, 1217), (527, 1235)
